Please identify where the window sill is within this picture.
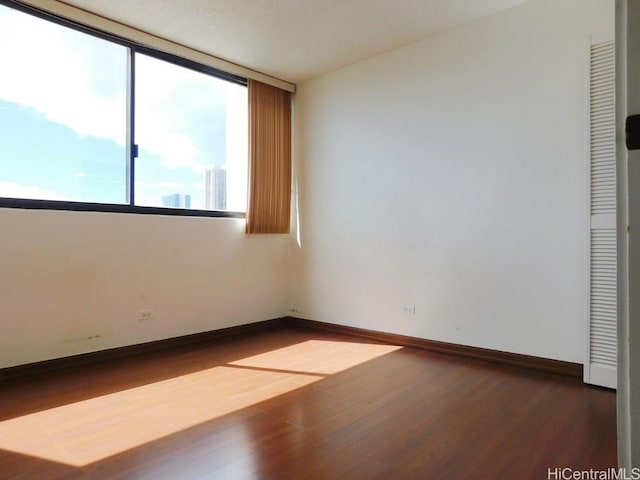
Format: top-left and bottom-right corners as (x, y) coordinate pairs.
(0, 198), (245, 219)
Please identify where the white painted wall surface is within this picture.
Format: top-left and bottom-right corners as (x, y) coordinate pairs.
(0, 209), (288, 368)
(0, 0), (615, 370)
(291, 0), (614, 363)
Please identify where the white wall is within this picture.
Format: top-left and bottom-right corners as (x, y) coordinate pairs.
(291, 0), (614, 363)
(0, 0), (615, 370)
(0, 208), (288, 368)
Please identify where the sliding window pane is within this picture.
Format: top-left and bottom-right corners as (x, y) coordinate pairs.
(0, 5), (128, 203)
(134, 53), (248, 211)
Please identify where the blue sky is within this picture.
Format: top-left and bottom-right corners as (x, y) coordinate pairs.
(0, 99), (126, 203)
(0, 4), (247, 210)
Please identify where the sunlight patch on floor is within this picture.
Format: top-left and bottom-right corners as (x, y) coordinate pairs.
(0, 339), (401, 467)
(229, 339), (400, 375)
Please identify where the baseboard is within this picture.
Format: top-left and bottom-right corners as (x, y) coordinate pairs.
(0, 318), (286, 382)
(1, 316), (582, 382)
(284, 317), (582, 378)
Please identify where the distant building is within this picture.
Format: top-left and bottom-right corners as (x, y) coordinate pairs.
(205, 166), (227, 210)
(162, 193), (191, 208)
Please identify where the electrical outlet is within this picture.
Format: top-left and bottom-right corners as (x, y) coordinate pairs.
(403, 306), (416, 315)
(138, 309), (154, 321)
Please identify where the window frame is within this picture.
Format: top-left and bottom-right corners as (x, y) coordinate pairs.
(0, 0), (247, 218)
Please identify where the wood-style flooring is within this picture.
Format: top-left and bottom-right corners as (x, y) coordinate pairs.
(0, 327), (617, 479)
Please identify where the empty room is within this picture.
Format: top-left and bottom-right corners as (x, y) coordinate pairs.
(0, 0), (634, 478)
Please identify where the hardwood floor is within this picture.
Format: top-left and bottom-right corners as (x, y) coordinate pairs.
(0, 327), (616, 479)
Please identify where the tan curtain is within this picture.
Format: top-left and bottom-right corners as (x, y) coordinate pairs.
(246, 79), (292, 234)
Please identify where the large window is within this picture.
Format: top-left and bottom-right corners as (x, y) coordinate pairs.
(0, 2), (247, 215)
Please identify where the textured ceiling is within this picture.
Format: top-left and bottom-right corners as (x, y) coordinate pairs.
(59, 0), (529, 84)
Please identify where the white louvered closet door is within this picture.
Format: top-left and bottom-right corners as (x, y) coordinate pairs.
(586, 40), (617, 389)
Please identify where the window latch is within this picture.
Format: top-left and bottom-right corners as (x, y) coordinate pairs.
(132, 144), (139, 158)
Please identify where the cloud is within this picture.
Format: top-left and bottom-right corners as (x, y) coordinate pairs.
(134, 54), (234, 171)
(73, 172), (88, 178)
(0, 5), (245, 174)
(0, 7), (126, 145)
(0, 182), (67, 201)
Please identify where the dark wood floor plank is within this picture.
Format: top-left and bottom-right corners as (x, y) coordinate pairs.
(0, 327), (616, 479)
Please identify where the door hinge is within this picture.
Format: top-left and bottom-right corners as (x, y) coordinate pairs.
(626, 115), (640, 150)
